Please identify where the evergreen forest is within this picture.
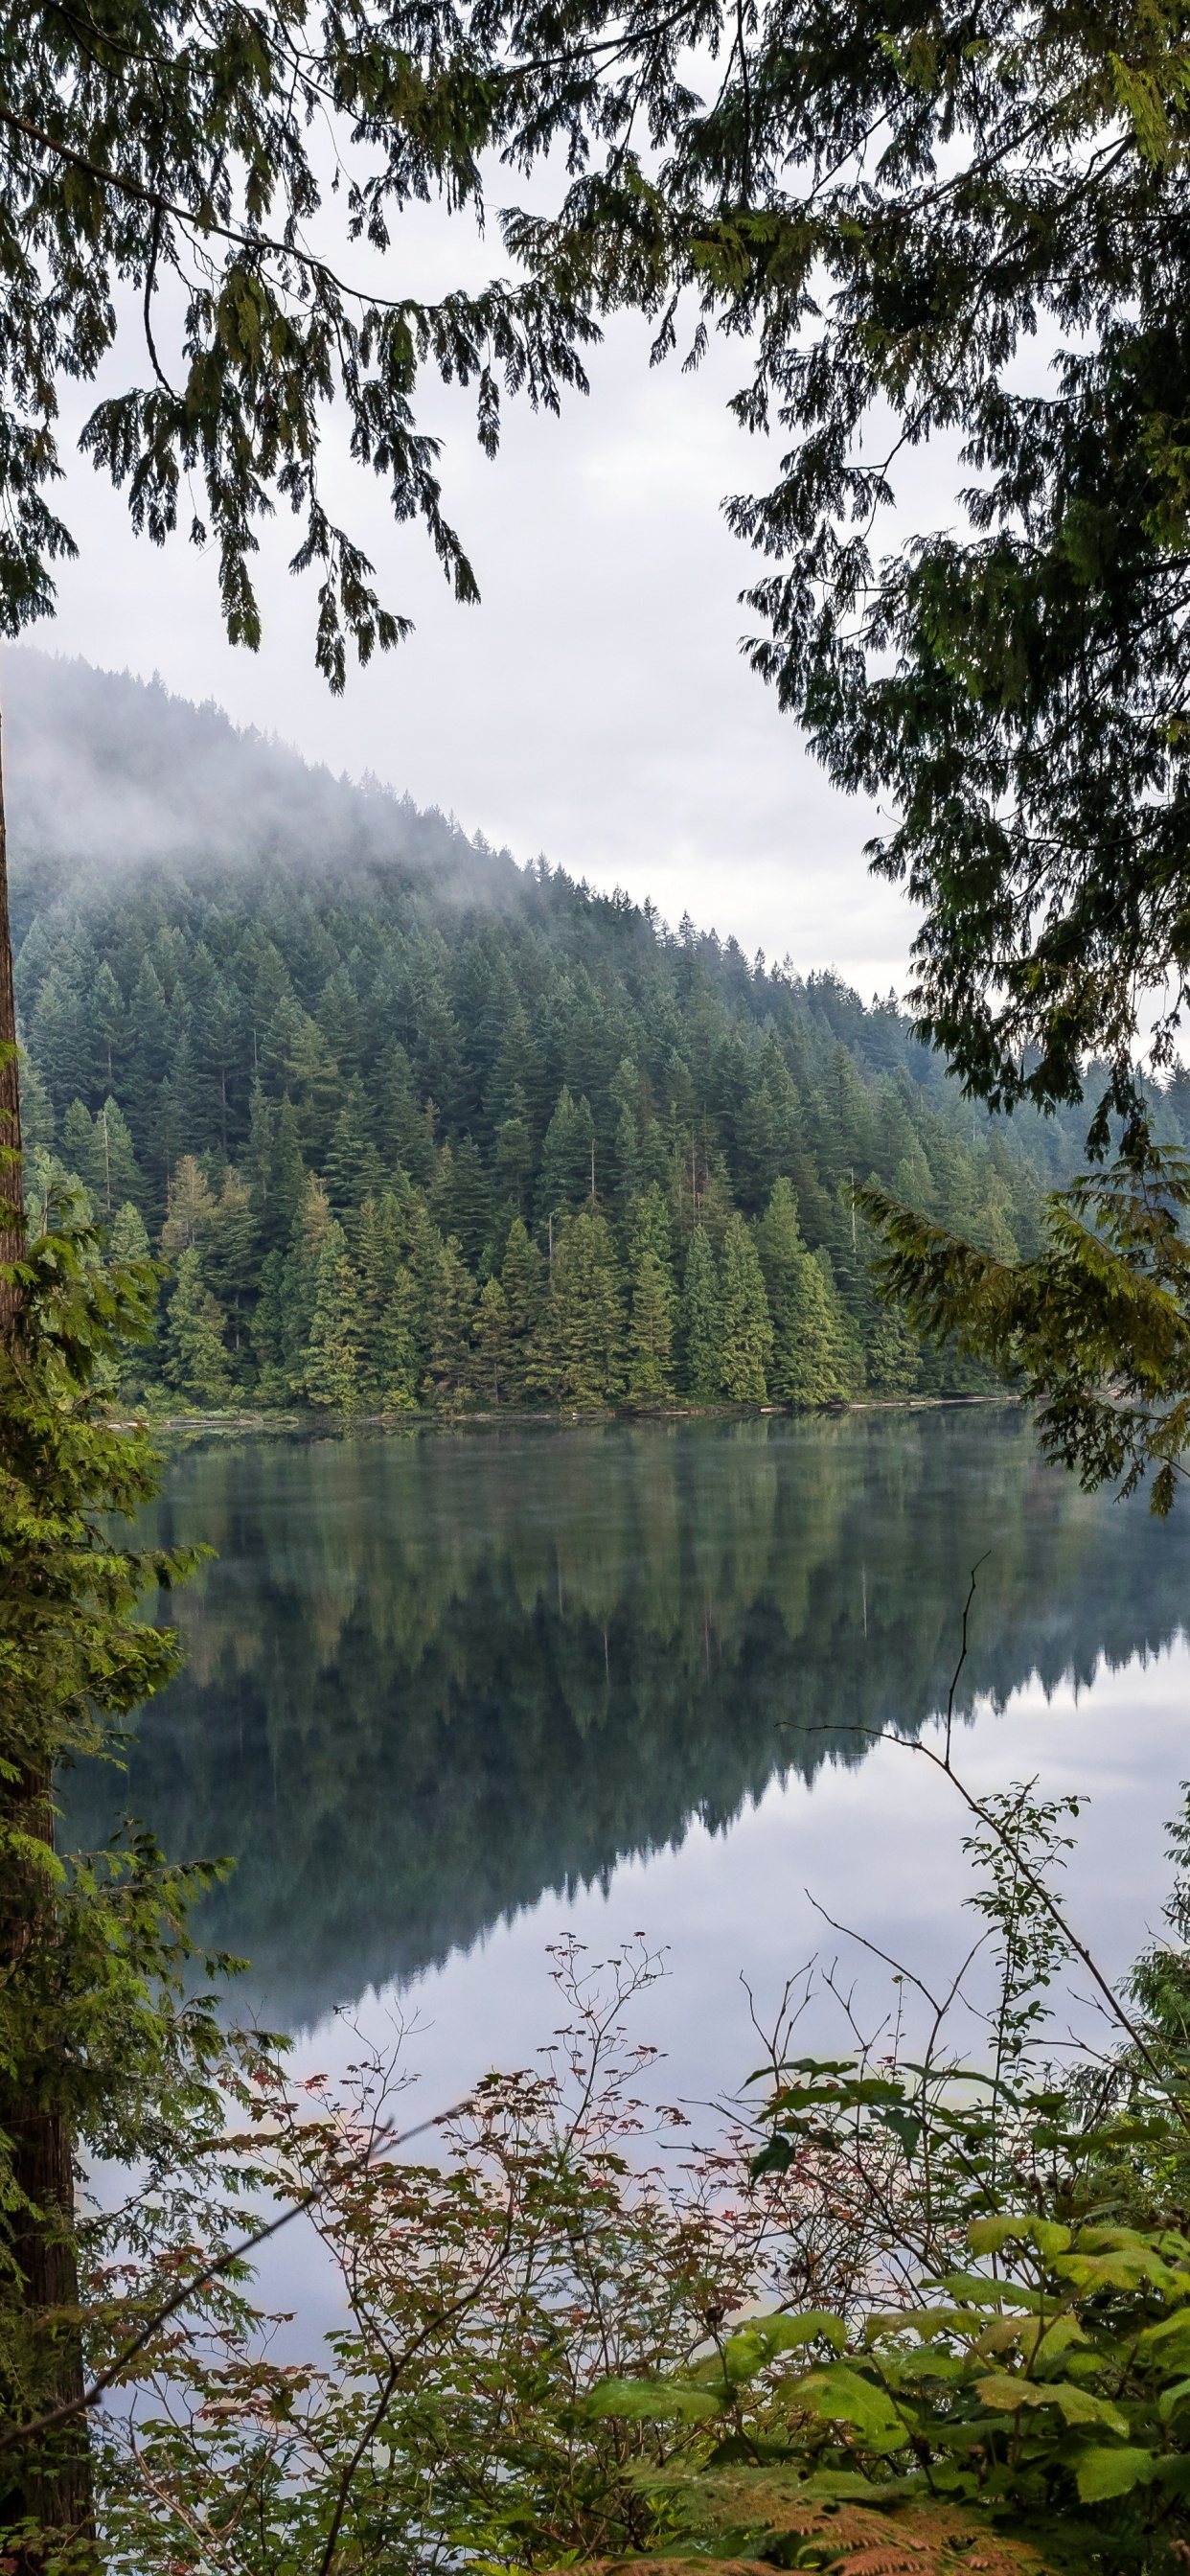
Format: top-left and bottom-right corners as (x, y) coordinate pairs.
(10, 653), (1166, 1417)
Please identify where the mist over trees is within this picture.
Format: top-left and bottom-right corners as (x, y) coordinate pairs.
(13, 652), (1172, 1416)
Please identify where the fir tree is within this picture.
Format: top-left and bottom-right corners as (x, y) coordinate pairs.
(91, 1099), (144, 1219)
(500, 1216), (543, 1400)
(92, 960), (126, 1094)
(678, 1229), (721, 1403)
(108, 1201), (150, 1265)
(626, 1184), (676, 1402)
(444, 1135), (494, 1271)
(163, 1248), (234, 1406)
(718, 1211), (772, 1404)
(161, 1154), (217, 1254)
(423, 1235), (478, 1410)
(476, 1276), (511, 1404)
(325, 1074), (381, 1214)
(531, 1208), (626, 1408)
(303, 1223), (367, 1413)
(269, 1095), (307, 1250)
(537, 1087), (596, 1224)
(495, 1109), (534, 1215)
(204, 1171), (259, 1351)
(757, 1181), (859, 1406)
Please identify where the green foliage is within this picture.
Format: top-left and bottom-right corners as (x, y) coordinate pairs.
(719, 1210), (773, 1403)
(679, 1227), (723, 1401)
(15, 809), (1070, 1417)
(531, 1206), (627, 1406)
(162, 1247), (234, 1407)
(0, 1198), (230, 2556)
(758, 1179), (859, 1407)
(860, 1145), (1190, 1512)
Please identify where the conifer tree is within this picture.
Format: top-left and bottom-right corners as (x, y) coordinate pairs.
(161, 1155), (217, 1255)
(476, 1276), (511, 1405)
(718, 1211), (772, 1404)
(627, 1184), (676, 1402)
(755, 1181), (860, 1407)
(92, 961), (126, 1094)
(303, 1222), (367, 1414)
(423, 1236), (478, 1410)
(281, 1173), (336, 1395)
(269, 1096), (307, 1251)
(500, 1216), (543, 1401)
(537, 1088), (596, 1225)
(203, 1171), (259, 1355)
(531, 1208), (626, 1408)
(756, 1177), (858, 1407)
(163, 1249), (234, 1406)
(678, 1229), (722, 1403)
(444, 1136), (494, 1272)
(90, 1100), (143, 1219)
(244, 1082), (276, 1230)
(495, 1108), (534, 1215)
(108, 1202), (150, 1266)
(325, 1074), (381, 1215)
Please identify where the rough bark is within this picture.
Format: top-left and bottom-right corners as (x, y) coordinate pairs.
(0, 714), (95, 2565)
(0, 711), (22, 1328)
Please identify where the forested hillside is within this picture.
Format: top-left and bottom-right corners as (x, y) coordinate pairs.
(8, 652), (1139, 1414)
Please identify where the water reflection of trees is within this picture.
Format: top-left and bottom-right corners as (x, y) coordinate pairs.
(63, 1413), (1190, 2025)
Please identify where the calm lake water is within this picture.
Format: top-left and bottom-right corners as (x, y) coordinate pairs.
(64, 1406), (1190, 2128)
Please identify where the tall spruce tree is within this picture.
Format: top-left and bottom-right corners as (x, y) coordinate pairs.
(303, 1223), (367, 1413)
(717, 1211), (773, 1405)
(678, 1230), (722, 1405)
(531, 1208), (626, 1408)
(756, 1177), (860, 1408)
(626, 1184), (676, 1403)
(163, 1249), (234, 1406)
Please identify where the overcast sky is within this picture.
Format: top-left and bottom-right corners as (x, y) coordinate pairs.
(29, 206), (921, 995)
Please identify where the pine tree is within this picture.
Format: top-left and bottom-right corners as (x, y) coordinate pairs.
(530, 1208), (626, 1408)
(423, 1235), (478, 1410)
(678, 1229), (721, 1402)
(475, 1275), (511, 1405)
(163, 1248), (234, 1406)
(718, 1210), (772, 1403)
(626, 1184), (676, 1402)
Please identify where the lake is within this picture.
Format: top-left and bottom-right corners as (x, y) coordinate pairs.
(63, 1404), (1190, 2146)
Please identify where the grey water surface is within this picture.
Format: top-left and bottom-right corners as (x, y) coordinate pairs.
(62, 1407), (1190, 2088)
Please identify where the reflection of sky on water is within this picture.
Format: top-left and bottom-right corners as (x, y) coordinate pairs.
(66, 1412), (1190, 2350)
(255, 1633), (1189, 2351)
(285, 1630), (1188, 2112)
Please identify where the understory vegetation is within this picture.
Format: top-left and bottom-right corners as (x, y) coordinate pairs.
(5, 1223), (1190, 2576)
(13, 797), (1130, 1414)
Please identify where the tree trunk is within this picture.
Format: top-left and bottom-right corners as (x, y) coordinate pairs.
(0, 713), (96, 2566)
(0, 710), (23, 1330)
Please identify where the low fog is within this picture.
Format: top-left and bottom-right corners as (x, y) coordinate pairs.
(3, 649), (521, 909)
